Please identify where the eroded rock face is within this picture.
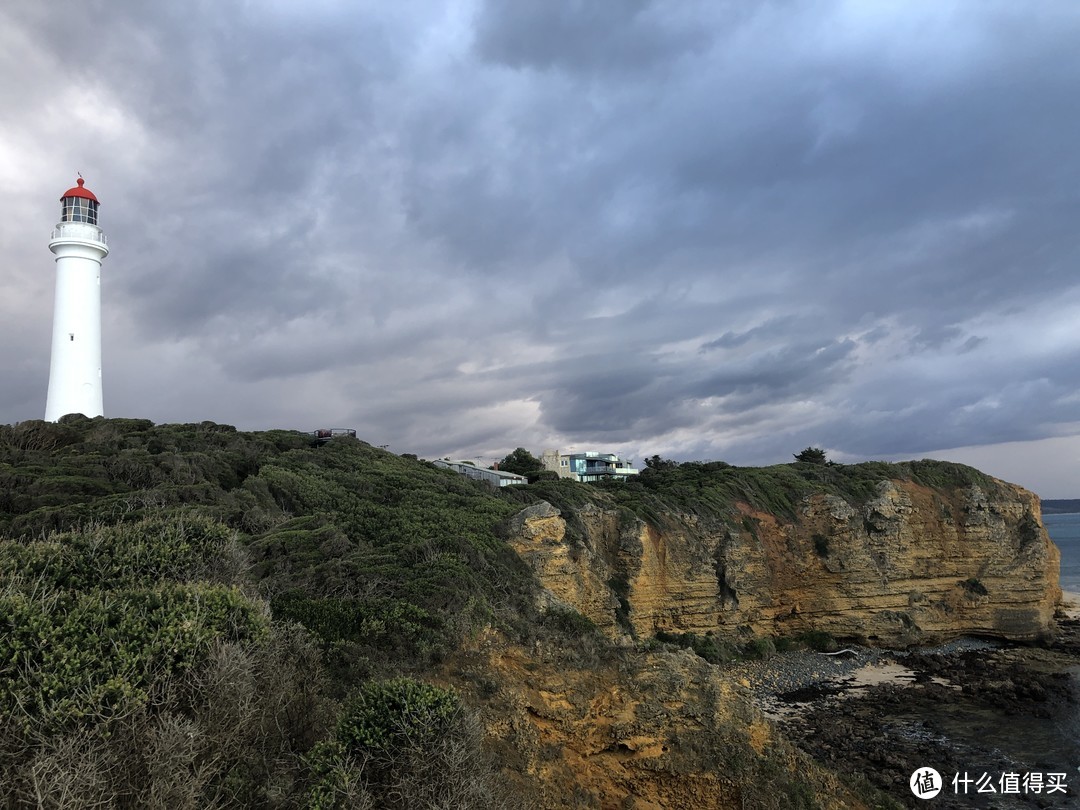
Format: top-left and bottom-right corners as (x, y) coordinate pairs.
(507, 502), (625, 635)
(508, 479), (1060, 646)
(443, 632), (860, 809)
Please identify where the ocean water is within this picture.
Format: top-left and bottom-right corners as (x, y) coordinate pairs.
(1043, 513), (1080, 594)
(881, 511), (1080, 804)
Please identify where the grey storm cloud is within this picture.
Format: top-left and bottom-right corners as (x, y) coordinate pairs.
(473, 0), (718, 75)
(3, 0), (1080, 495)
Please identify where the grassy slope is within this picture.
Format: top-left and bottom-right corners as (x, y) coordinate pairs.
(0, 417), (540, 806)
(526, 456), (1000, 531)
(0, 417), (537, 666)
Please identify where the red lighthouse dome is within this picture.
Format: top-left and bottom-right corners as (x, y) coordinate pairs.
(60, 177), (99, 202)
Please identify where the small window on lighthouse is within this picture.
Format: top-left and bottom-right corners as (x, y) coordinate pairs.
(69, 333), (74, 341)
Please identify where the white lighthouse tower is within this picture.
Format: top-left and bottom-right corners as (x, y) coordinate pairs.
(44, 177), (109, 421)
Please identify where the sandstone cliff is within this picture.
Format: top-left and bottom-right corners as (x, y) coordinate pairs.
(508, 470), (1060, 646)
(441, 630), (868, 809)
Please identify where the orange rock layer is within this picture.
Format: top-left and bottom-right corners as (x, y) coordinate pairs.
(509, 480), (1060, 646)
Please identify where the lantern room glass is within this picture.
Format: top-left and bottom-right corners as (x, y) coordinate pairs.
(61, 197), (98, 225)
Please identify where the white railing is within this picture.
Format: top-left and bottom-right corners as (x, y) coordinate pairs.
(50, 224), (107, 245)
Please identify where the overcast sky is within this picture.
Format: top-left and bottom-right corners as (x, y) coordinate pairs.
(3, 1), (1080, 497)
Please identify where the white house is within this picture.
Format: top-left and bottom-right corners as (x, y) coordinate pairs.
(433, 459), (527, 487)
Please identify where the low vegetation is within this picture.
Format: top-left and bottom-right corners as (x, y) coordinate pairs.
(593, 454), (1001, 523)
(307, 678), (505, 809)
(0, 417), (527, 806)
(649, 629), (840, 663)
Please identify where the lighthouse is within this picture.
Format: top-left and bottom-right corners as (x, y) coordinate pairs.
(44, 177), (109, 422)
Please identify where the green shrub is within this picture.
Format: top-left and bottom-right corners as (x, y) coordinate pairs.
(793, 447), (828, 465)
(773, 636), (797, 653)
(0, 582), (268, 732)
(526, 469), (560, 484)
(742, 637), (776, 660)
(307, 678), (507, 810)
(653, 630), (738, 664)
(0, 514), (239, 592)
(271, 592), (439, 654)
(306, 740), (374, 809)
(308, 679), (457, 806)
(691, 634), (738, 664)
(902, 459), (991, 490)
(796, 630), (839, 653)
(336, 678), (459, 759)
(540, 606), (598, 638)
(0, 622), (330, 808)
(0, 512), (263, 738)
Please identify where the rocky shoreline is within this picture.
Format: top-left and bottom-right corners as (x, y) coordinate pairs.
(731, 621), (1080, 809)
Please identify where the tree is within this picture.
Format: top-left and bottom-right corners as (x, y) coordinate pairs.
(643, 454), (679, 470)
(526, 469), (560, 484)
(793, 447), (828, 465)
(495, 447), (542, 476)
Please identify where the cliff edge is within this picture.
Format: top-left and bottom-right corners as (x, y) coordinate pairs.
(509, 464), (1060, 647)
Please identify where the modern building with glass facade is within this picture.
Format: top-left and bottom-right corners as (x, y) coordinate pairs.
(541, 450), (639, 483)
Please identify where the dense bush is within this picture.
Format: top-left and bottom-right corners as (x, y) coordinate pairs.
(0, 419), (538, 669)
(271, 592), (441, 656)
(539, 606), (599, 639)
(793, 447), (828, 465)
(602, 455), (999, 527)
(0, 508), (329, 806)
(0, 419), (531, 804)
(307, 678), (507, 809)
(0, 514), (242, 592)
(1, 624), (330, 807)
(653, 630), (739, 664)
(742, 637), (777, 660)
(797, 630), (840, 653)
(0, 419), (309, 538)
(495, 448), (542, 477)
(0, 533), (268, 734)
(245, 438), (535, 664)
(336, 678), (460, 758)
